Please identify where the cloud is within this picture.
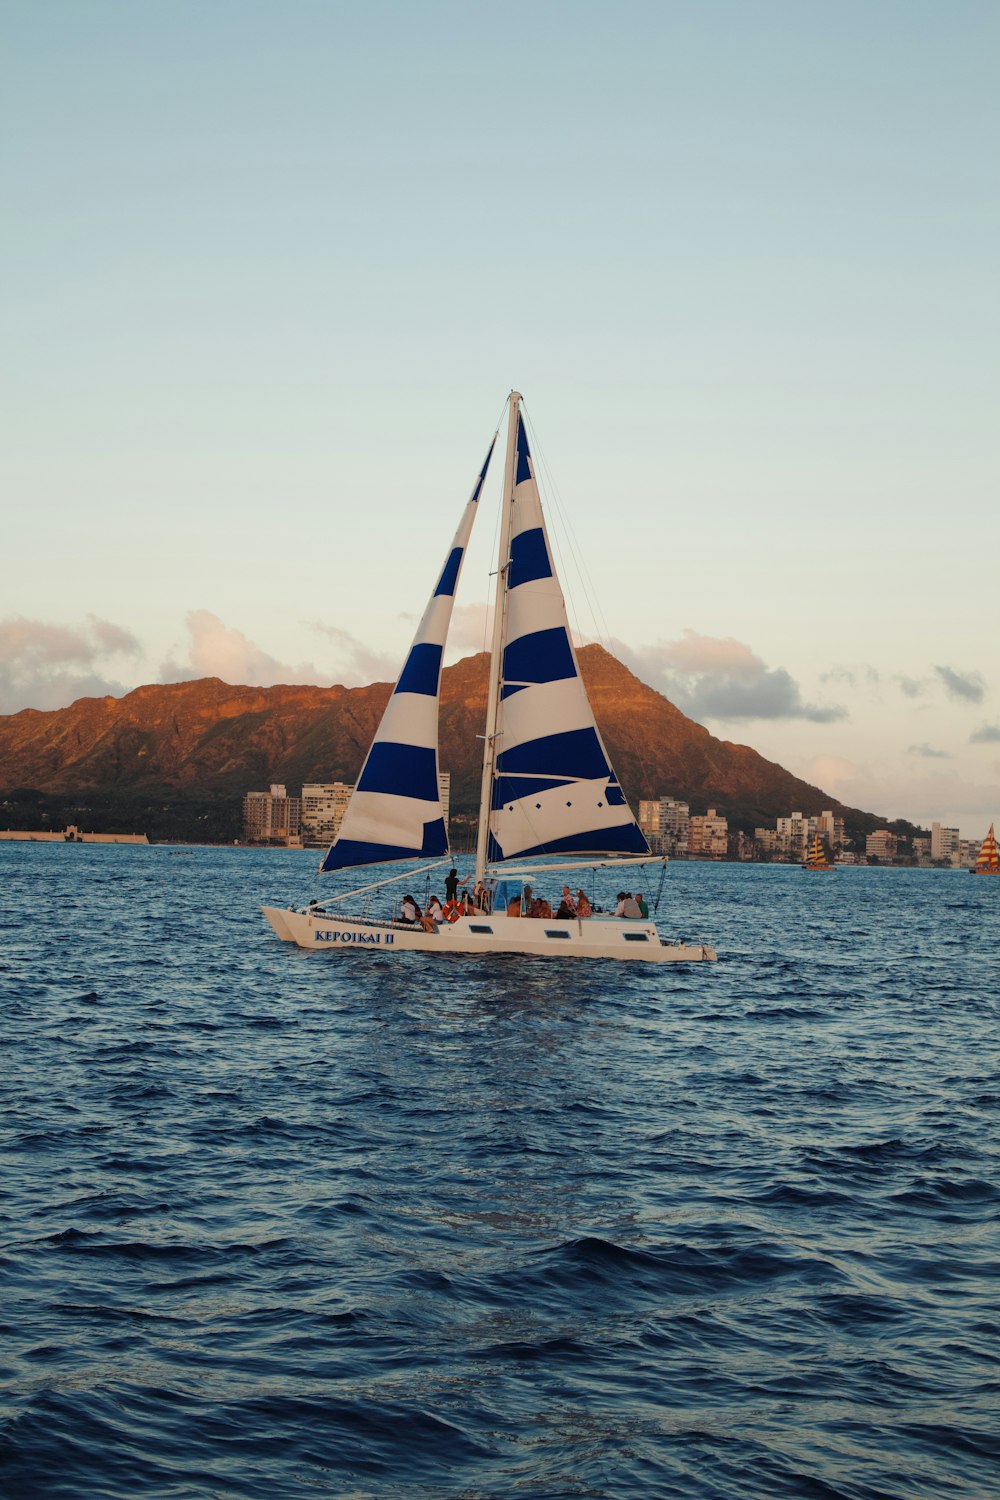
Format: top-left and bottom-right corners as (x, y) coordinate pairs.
(445, 603), (492, 655)
(970, 724), (1000, 744)
(309, 623), (400, 686)
(162, 610), (333, 688)
(799, 754), (1000, 826)
(0, 614), (142, 712)
(613, 630), (846, 724)
(934, 665), (985, 703)
(896, 674), (924, 699)
(908, 743), (950, 759)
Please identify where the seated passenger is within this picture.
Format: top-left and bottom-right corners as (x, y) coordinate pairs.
(556, 899), (575, 919)
(507, 892), (522, 917)
(559, 886), (577, 915)
(615, 891), (642, 919)
(401, 894), (421, 925)
(426, 895), (444, 923)
(575, 890), (592, 918)
(635, 891), (649, 918)
(530, 896), (552, 919)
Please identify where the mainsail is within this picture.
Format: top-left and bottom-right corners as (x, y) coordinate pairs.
(483, 407), (649, 866)
(320, 438), (495, 872)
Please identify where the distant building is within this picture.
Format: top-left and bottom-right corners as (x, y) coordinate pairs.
(814, 810), (845, 850)
(960, 839), (981, 868)
(755, 827), (779, 855)
(688, 808), (728, 858)
(301, 783), (353, 847)
(438, 772), (451, 836)
(912, 836), (931, 859)
(931, 822), (960, 863)
(866, 829), (898, 861)
(776, 812), (809, 859)
(243, 784), (302, 846)
(639, 796), (690, 856)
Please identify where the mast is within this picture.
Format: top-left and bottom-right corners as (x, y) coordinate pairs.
(474, 392), (521, 887)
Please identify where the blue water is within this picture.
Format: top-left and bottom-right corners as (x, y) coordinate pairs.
(1, 845), (998, 1499)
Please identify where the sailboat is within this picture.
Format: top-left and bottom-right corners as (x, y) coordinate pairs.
(972, 823), (999, 875)
(263, 394), (717, 962)
(802, 832), (834, 871)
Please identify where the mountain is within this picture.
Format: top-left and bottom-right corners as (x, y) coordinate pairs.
(0, 645), (880, 839)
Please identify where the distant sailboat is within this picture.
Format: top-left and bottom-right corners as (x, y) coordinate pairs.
(802, 832), (834, 871)
(972, 823), (999, 875)
(263, 394), (716, 962)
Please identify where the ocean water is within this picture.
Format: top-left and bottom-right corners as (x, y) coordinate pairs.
(1, 844), (998, 1500)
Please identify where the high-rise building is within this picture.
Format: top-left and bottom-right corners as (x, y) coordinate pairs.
(866, 828), (898, 861)
(688, 808), (728, 858)
(243, 784), (302, 845)
(776, 812), (809, 858)
(931, 822), (960, 862)
(301, 783), (353, 847)
(639, 797), (689, 855)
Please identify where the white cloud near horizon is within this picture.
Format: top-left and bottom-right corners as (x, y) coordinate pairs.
(0, 614), (142, 712)
(613, 630), (846, 724)
(800, 753), (1000, 827)
(161, 610), (333, 688)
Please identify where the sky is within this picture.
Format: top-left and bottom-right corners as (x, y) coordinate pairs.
(2, 1), (998, 834)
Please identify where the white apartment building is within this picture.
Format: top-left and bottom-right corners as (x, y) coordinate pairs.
(813, 810), (845, 849)
(776, 812), (809, 856)
(243, 784), (302, 845)
(688, 808), (728, 858)
(301, 783), (353, 847)
(931, 822), (961, 862)
(639, 797), (690, 855)
(866, 828), (898, 861)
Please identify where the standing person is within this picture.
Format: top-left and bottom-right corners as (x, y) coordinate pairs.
(635, 891), (649, 918)
(445, 868), (470, 903)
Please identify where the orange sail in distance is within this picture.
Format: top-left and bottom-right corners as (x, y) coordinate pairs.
(973, 823), (999, 875)
(803, 832), (835, 871)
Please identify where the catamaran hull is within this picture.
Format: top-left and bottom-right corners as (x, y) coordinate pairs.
(262, 907), (716, 963)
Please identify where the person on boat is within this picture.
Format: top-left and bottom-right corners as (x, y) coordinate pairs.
(508, 883), (530, 917)
(474, 880), (491, 913)
(530, 894), (553, 919)
(556, 896), (576, 919)
(576, 890), (592, 918)
(401, 895), (421, 925)
(426, 894), (444, 924)
(445, 868), (470, 903)
(616, 891), (642, 919)
(635, 891), (649, 919)
(559, 886), (577, 915)
(462, 890), (477, 916)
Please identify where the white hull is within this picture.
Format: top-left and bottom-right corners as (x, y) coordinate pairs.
(262, 906), (717, 963)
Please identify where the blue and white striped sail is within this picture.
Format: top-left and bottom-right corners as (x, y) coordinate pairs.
(487, 413), (649, 864)
(320, 438), (495, 872)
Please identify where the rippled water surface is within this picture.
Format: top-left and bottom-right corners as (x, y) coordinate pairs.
(2, 844), (998, 1498)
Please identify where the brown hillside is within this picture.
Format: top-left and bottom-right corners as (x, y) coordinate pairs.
(0, 645), (875, 829)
